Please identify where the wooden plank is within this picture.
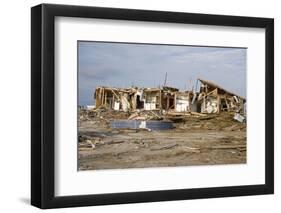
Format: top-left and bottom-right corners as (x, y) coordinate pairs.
(209, 145), (246, 149)
(104, 91), (107, 107)
(101, 88), (104, 106)
(217, 95), (220, 113)
(109, 88), (120, 101)
(150, 143), (178, 151)
(159, 89), (162, 112)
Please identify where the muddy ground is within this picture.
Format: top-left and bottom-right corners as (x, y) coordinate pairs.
(78, 109), (246, 170)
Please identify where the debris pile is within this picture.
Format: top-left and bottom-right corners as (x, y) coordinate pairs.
(127, 110), (162, 120)
(79, 106), (129, 124)
(79, 106), (245, 132)
(174, 112), (246, 131)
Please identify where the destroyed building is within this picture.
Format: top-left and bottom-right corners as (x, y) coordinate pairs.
(94, 87), (162, 111)
(94, 79), (246, 114)
(197, 79), (245, 114)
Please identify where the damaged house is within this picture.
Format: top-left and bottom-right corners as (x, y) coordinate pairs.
(173, 91), (198, 112)
(94, 78), (246, 114)
(197, 79), (246, 114)
(94, 87), (163, 112)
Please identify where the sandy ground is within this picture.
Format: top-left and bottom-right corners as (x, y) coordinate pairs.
(78, 110), (246, 170)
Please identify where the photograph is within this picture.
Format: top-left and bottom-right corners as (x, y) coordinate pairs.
(30, 2), (274, 209)
(77, 41), (247, 170)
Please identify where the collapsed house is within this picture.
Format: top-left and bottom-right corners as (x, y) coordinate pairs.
(94, 87), (162, 112)
(197, 79), (245, 114)
(94, 79), (246, 114)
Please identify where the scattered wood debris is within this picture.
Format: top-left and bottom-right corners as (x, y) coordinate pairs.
(207, 144), (246, 149)
(150, 143), (178, 151)
(128, 110), (162, 120)
(181, 146), (201, 153)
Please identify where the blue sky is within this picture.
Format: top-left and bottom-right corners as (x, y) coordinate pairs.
(78, 41), (246, 106)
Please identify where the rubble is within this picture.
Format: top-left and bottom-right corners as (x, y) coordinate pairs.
(79, 101), (245, 132)
(127, 110), (162, 120)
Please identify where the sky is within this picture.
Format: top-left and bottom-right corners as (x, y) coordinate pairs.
(78, 41), (246, 106)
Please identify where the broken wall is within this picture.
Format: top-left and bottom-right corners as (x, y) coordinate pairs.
(175, 95), (190, 112)
(120, 93), (130, 111)
(144, 92), (157, 110)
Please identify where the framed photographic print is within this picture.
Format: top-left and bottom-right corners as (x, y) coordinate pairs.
(31, 3), (274, 209)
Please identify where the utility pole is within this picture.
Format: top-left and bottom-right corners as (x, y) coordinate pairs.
(163, 72), (167, 86)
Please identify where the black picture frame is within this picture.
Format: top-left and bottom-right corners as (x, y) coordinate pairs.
(31, 3), (274, 209)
